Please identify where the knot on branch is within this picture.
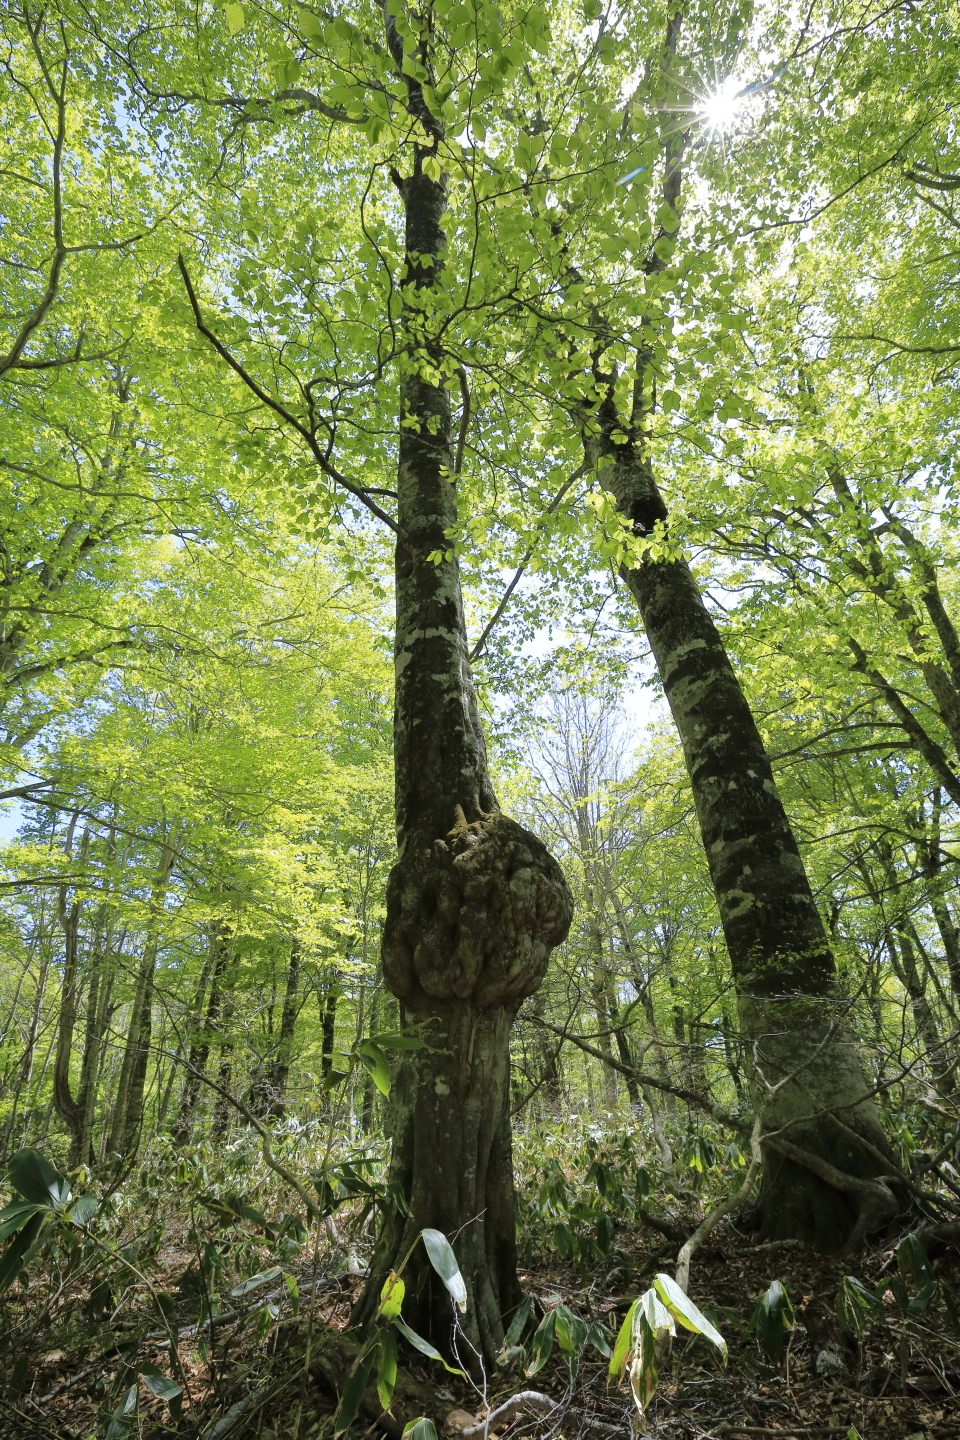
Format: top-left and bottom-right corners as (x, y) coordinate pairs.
(382, 810), (573, 1009)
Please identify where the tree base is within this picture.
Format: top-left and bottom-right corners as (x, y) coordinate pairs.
(353, 809), (572, 1367)
(351, 1001), (525, 1369)
(741, 995), (905, 1251)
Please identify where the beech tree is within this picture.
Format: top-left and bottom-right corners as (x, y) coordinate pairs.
(5, 0), (960, 1378)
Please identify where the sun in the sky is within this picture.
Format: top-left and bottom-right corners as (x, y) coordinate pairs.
(698, 77), (744, 132)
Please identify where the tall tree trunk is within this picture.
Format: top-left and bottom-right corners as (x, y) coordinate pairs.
(76, 918), (125, 1168)
(603, 449), (895, 1242)
(361, 984), (381, 1135)
(266, 937), (302, 1118)
(53, 821), (89, 1163)
(606, 988), (641, 1106)
(922, 797), (960, 1003)
(559, 6), (896, 1250)
(1, 944), (51, 1163)
(886, 927), (951, 1097)
(353, 14), (572, 1364)
(108, 835), (176, 1160)
(530, 989), (563, 1107)
(173, 923), (229, 1144)
(606, 885), (674, 1111)
(211, 1029), (234, 1139)
(587, 898), (619, 1110)
(718, 1009), (745, 1104)
(607, 473), (895, 1244)
(320, 977), (338, 1081)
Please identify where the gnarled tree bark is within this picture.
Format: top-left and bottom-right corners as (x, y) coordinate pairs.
(352, 8), (572, 1363)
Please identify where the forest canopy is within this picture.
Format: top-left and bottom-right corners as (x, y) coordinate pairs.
(2, 0), (960, 1437)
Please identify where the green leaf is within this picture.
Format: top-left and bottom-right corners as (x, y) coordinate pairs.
(104, 1384), (138, 1440)
(229, 1265), (282, 1297)
(420, 1228), (467, 1311)
(836, 1275), (881, 1338)
(897, 1233), (932, 1289)
(0, 1212), (45, 1293)
(587, 1320), (613, 1358)
(640, 1287), (675, 1337)
(299, 7), (324, 40)
(595, 1213), (615, 1254)
(358, 1041), (392, 1097)
(628, 1312), (659, 1414)
(333, 1348), (377, 1437)
(609, 1299), (638, 1379)
(141, 1364), (183, 1404)
(67, 1194), (96, 1225)
(8, 1149), (63, 1207)
(554, 1304), (587, 1357)
(524, 1307), (556, 1376)
(553, 1221), (573, 1259)
(370, 1033), (427, 1051)
(223, 3), (245, 34)
(0, 1202), (44, 1242)
(285, 1272), (300, 1315)
(654, 1273), (727, 1358)
(393, 1317), (465, 1375)
(378, 1271), (405, 1320)
(502, 1294), (532, 1350)
(402, 1420), (439, 1440)
(376, 1326), (398, 1410)
(747, 1280), (794, 1363)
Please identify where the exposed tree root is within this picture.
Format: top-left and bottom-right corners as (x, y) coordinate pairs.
(765, 1133), (900, 1251)
(308, 1327), (437, 1437)
(451, 1390), (625, 1440)
(675, 1116), (762, 1293)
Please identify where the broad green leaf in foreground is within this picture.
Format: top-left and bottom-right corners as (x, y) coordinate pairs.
(420, 1228), (467, 1311)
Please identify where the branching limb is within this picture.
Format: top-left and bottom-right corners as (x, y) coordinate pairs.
(177, 254), (404, 537)
(469, 462), (590, 662)
(162, 1049), (318, 1216)
(454, 365), (470, 478)
(675, 1115), (762, 1293)
(526, 1011), (751, 1134)
(456, 1392), (622, 1440)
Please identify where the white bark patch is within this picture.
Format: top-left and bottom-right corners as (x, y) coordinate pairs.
(721, 888), (756, 915)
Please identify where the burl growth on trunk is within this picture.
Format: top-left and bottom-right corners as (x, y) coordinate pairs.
(383, 807), (572, 1012)
(356, 807), (572, 1363)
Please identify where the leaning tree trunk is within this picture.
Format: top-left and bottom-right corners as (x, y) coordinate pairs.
(555, 3), (901, 1249)
(352, 23), (572, 1365)
(595, 422), (898, 1248)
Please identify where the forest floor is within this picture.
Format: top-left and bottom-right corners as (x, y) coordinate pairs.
(4, 1216), (960, 1440)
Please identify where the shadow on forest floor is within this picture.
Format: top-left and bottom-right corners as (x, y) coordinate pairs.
(3, 1218), (960, 1440)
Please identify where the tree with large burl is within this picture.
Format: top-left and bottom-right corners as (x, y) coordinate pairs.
(348, 8), (572, 1364)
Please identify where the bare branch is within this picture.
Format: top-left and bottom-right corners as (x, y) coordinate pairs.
(177, 254), (404, 537)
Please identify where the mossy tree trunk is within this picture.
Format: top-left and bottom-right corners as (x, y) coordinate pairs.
(562, 9), (900, 1249)
(586, 412), (898, 1248)
(352, 9), (572, 1365)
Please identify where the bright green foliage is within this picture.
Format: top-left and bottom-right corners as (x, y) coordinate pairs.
(1, 1), (960, 1419)
(609, 1273), (726, 1415)
(748, 1280), (795, 1365)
